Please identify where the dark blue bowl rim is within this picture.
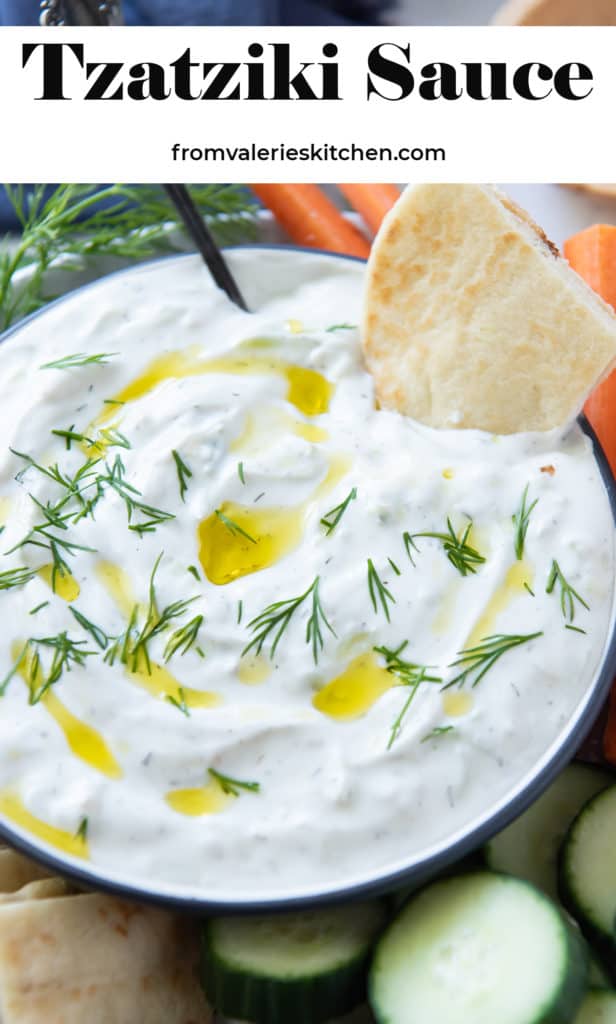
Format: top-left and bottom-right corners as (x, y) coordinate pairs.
(0, 244), (614, 915)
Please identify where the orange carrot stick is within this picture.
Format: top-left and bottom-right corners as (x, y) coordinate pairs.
(338, 184), (401, 236)
(564, 224), (616, 766)
(250, 184), (370, 260)
(564, 225), (616, 473)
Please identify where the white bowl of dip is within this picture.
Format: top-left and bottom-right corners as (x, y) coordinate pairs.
(0, 245), (614, 912)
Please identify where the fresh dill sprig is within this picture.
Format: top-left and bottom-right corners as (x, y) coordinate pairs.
(524, 582), (535, 597)
(0, 567), (36, 591)
(0, 643), (29, 696)
(51, 426), (93, 450)
(215, 509), (257, 544)
(237, 600), (243, 624)
(164, 615), (203, 662)
(40, 352), (118, 371)
(375, 641), (442, 749)
(404, 518), (485, 577)
(187, 565), (200, 582)
(238, 462), (246, 485)
(97, 427), (131, 450)
(172, 450), (192, 503)
(99, 455), (175, 535)
(326, 323), (357, 332)
(75, 817), (89, 843)
(166, 687), (190, 717)
(421, 725), (455, 743)
(1, 183), (258, 331)
(26, 631), (95, 704)
(443, 632), (543, 691)
(69, 607), (108, 650)
(546, 560), (589, 622)
(388, 557), (401, 576)
(29, 601), (49, 616)
(566, 624), (587, 635)
(244, 575), (335, 663)
(320, 487), (357, 536)
(127, 554), (197, 674)
(513, 485), (538, 561)
(367, 559), (396, 622)
(208, 767), (260, 796)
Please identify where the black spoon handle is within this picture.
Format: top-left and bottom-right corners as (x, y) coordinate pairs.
(163, 184), (249, 312)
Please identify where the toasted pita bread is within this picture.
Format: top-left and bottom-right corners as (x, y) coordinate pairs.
(362, 184), (616, 433)
(0, 850), (50, 895)
(567, 183), (616, 199)
(0, 892), (211, 1024)
(493, 0), (616, 24)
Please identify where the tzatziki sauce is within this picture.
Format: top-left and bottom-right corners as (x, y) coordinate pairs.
(0, 248), (612, 900)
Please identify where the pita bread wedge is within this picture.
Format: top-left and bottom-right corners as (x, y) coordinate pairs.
(0, 892), (211, 1024)
(493, 0), (616, 24)
(362, 184), (616, 433)
(0, 850), (50, 895)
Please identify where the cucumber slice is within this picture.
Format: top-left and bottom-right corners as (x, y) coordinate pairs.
(369, 871), (588, 1024)
(200, 901), (385, 1024)
(560, 784), (616, 966)
(574, 990), (616, 1023)
(485, 764), (613, 900)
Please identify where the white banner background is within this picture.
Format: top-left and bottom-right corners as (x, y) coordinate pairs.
(0, 26), (614, 182)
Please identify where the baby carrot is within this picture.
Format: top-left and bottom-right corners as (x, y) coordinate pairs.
(250, 184), (371, 260)
(337, 184), (401, 236)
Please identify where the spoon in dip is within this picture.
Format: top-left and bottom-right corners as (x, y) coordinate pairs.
(163, 184), (249, 311)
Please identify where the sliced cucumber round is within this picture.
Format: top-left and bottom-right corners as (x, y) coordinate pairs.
(369, 871), (588, 1024)
(485, 764), (613, 900)
(200, 900), (385, 1024)
(560, 784), (616, 968)
(574, 990), (616, 1023)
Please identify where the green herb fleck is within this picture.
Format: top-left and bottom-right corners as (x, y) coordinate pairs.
(320, 487), (357, 536)
(566, 624), (587, 635)
(238, 462), (246, 485)
(215, 509), (257, 544)
(187, 565), (201, 582)
(388, 557), (401, 576)
(367, 559), (396, 622)
(208, 767), (260, 797)
(326, 323), (357, 332)
(0, 567), (36, 591)
(524, 582), (535, 597)
(69, 607), (108, 650)
(375, 642), (442, 749)
(421, 725), (455, 743)
(244, 576), (335, 663)
(237, 599), (243, 625)
(166, 688), (190, 717)
(164, 615), (203, 662)
(546, 560), (589, 623)
(29, 601), (49, 616)
(40, 352), (118, 371)
(513, 485), (538, 561)
(404, 518), (485, 577)
(75, 817), (89, 843)
(444, 632), (543, 691)
(172, 450), (192, 503)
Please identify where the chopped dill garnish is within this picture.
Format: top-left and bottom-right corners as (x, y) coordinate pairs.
(187, 565), (201, 582)
(26, 632), (96, 704)
(126, 554), (198, 674)
(443, 632), (543, 691)
(172, 450), (193, 503)
(98, 427), (131, 450)
(388, 557), (401, 576)
(100, 455), (175, 535)
(524, 582), (535, 597)
(421, 725), (455, 743)
(326, 323), (357, 332)
(75, 817), (89, 842)
(238, 461), (246, 485)
(566, 624), (587, 635)
(546, 560), (589, 623)
(208, 767), (260, 796)
(237, 599), (243, 624)
(51, 426), (92, 450)
(320, 487), (357, 536)
(0, 643), (29, 696)
(375, 642), (442, 750)
(244, 575), (335, 663)
(40, 352), (118, 370)
(367, 559), (396, 622)
(404, 518), (485, 577)
(29, 601), (49, 616)
(164, 615), (203, 662)
(69, 607), (108, 650)
(166, 688), (190, 717)
(215, 509), (257, 544)
(0, 567), (36, 591)
(103, 399), (124, 406)
(513, 485), (538, 561)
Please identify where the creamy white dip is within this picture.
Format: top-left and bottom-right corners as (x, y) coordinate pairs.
(0, 248), (613, 901)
